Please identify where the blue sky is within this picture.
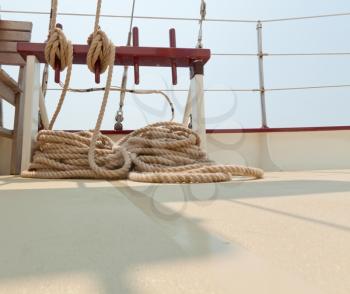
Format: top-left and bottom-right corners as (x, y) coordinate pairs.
(1, 0), (350, 130)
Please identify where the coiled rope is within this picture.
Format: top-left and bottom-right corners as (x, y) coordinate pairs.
(21, 0), (263, 183)
(22, 121), (263, 182)
(43, 0), (73, 129)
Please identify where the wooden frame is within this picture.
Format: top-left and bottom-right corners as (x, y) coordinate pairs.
(0, 19), (33, 174)
(19, 56), (40, 172)
(17, 40), (211, 152)
(17, 42), (210, 67)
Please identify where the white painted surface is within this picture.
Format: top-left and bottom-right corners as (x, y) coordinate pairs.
(188, 74), (207, 150)
(206, 130), (350, 171)
(0, 170), (349, 293)
(109, 129), (350, 171)
(1, 129), (350, 175)
(20, 55), (40, 171)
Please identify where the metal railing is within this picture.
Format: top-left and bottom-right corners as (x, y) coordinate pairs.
(1, 8), (350, 128)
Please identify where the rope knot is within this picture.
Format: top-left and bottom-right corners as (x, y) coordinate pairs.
(44, 27), (72, 71)
(87, 29), (113, 74)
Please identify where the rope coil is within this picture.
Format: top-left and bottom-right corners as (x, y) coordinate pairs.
(22, 122), (263, 183)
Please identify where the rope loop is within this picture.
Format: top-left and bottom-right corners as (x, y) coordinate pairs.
(87, 28), (114, 74)
(44, 25), (73, 129)
(44, 27), (72, 71)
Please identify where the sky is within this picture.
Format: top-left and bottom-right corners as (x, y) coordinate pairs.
(1, 0), (350, 130)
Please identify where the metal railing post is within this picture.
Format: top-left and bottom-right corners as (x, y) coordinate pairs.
(256, 21), (268, 128)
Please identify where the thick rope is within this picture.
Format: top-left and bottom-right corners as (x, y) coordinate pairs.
(86, 0), (113, 75)
(22, 122), (263, 183)
(44, 0), (73, 129)
(85, 0), (125, 178)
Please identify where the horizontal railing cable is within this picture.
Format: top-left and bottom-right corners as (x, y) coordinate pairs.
(266, 84), (350, 91)
(46, 84), (350, 93)
(1, 9), (350, 23)
(266, 52), (350, 56)
(0, 9), (254, 23)
(261, 12), (350, 23)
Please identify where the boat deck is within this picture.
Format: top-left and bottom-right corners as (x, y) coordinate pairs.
(0, 170), (349, 294)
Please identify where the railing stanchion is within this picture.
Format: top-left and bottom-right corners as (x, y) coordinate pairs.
(257, 21), (268, 128)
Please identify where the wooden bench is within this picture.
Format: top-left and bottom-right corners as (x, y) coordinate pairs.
(0, 19), (32, 174)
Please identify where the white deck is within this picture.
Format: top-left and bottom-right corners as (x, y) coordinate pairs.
(0, 170), (349, 294)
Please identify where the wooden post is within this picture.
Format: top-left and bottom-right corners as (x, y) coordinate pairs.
(20, 55), (40, 172)
(189, 60), (206, 150)
(10, 66), (26, 174)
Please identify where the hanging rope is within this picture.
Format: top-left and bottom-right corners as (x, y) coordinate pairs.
(84, 0), (124, 178)
(38, 0), (56, 130)
(86, 0), (114, 74)
(44, 0), (73, 129)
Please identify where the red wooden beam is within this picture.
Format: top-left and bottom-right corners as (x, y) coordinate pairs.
(98, 125), (350, 135)
(95, 59), (101, 84)
(54, 23), (63, 84)
(17, 42), (211, 67)
(54, 56), (60, 83)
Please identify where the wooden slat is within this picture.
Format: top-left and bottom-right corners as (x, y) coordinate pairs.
(0, 80), (16, 106)
(0, 20), (32, 32)
(0, 81), (16, 105)
(20, 56), (40, 172)
(11, 67), (25, 174)
(0, 41), (17, 53)
(0, 52), (25, 66)
(0, 126), (13, 139)
(0, 31), (31, 42)
(0, 69), (20, 93)
(17, 42), (211, 67)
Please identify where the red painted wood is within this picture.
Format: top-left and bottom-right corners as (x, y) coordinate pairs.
(132, 27), (140, 85)
(169, 28), (177, 85)
(17, 42), (211, 67)
(97, 126), (350, 135)
(54, 56), (60, 83)
(205, 126), (350, 133)
(95, 59), (100, 84)
(54, 23), (63, 83)
(132, 27), (139, 47)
